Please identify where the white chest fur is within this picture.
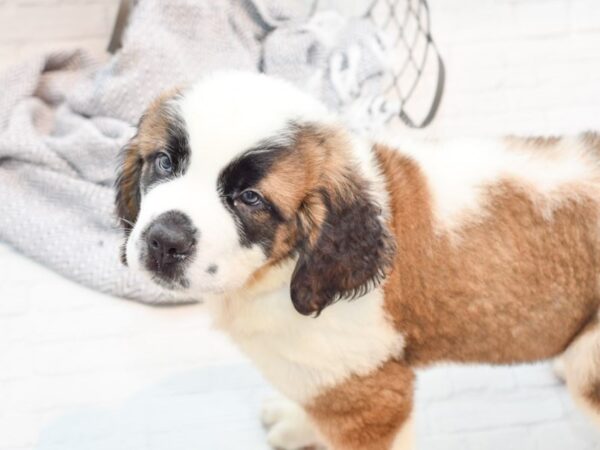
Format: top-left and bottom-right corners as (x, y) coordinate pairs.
(205, 263), (404, 403)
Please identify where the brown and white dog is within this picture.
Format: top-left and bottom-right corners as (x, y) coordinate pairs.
(115, 71), (600, 450)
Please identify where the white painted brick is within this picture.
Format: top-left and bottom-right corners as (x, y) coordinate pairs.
(0, 315), (32, 342)
(0, 413), (38, 448)
(423, 0), (600, 139)
(15, 0), (60, 5)
(28, 282), (99, 312)
(428, 389), (564, 433)
(59, 0), (117, 3)
(543, 105), (600, 133)
(0, 284), (31, 316)
(430, 0), (517, 44)
(570, 0), (600, 32)
(514, 362), (562, 388)
(0, 4), (111, 42)
(28, 309), (132, 342)
(1, 378), (39, 413)
(513, 0), (571, 37)
(14, 372), (133, 412)
(419, 434), (473, 450)
(465, 426), (534, 450)
(416, 366), (454, 400)
(0, 342), (32, 381)
(531, 422), (599, 450)
(32, 337), (133, 375)
(450, 365), (517, 393)
(9, 37), (110, 64)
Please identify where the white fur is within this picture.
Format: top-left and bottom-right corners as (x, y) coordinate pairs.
(560, 318), (600, 427)
(349, 133), (391, 220)
(206, 260), (404, 404)
(391, 416), (414, 450)
(391, 136), (600, 233)
(261, 396), (322, 449)
(261, 397), (414, 450)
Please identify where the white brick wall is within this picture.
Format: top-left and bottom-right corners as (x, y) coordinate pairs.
(425, 0), (600, 136)
(0, 0), (118, 70)
(1, 1), (600, 449)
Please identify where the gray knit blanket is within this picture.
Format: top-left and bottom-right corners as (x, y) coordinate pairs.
(0, 0), (402, 303)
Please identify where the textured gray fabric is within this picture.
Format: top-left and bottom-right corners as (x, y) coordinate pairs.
(0, 51), (181, 303)
(0, 0), (394, 303)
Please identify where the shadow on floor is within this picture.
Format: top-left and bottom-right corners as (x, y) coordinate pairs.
(36, 364), (273, 450)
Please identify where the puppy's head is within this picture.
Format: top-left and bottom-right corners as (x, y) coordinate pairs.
(116, 72), (395, 315)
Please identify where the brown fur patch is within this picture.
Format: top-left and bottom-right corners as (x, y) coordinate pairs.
(248, 125), (396, 315)
(582, 131), (600, 153)
(585, 380), (600, 410)
(560, 316), (600, 412)
(306, 360), (414, 450)
(240, 125), (348, 264)
(579, 321), (600, 410)
(135, 88), (182, 157)
(259, 150), (310, 219)
(115, 142), (143, 230)
(247, 126), (338, 264)
(376, 144), (600, 366)
(115, 89), (181, 230)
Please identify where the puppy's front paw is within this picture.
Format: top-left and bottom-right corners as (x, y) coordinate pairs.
(553, 355), (567, 382)
(261, 397), (323, 450)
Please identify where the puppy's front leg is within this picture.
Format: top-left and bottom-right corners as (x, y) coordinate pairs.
(262, 395), (325, 449)
(306, 360), (415, 450)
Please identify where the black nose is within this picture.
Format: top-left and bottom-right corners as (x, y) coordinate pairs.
(144, 211), (196, 271)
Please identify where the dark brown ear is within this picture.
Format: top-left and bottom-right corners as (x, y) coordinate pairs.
(115, 138), (143, 263)
(290, 178), (396, 316)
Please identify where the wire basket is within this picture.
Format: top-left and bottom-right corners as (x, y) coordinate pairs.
(108, 0), (444, 129)
(364, 0), (445, 128)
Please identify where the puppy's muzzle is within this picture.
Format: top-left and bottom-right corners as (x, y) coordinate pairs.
(142, 210), (196, 285)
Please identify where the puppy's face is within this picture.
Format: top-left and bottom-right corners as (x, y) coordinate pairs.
(116, 72), (394, 314)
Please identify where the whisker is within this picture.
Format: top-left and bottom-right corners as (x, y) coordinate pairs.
(119, 217), (135, 227)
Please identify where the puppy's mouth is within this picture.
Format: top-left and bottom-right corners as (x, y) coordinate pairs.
(140, 247), (192, 290)
(149, 272), (190, 290)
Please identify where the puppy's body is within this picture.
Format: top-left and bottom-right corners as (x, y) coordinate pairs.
(381, 136), (600, 366)
(116, 72), (600, 449)
(210, 134), (600, 449)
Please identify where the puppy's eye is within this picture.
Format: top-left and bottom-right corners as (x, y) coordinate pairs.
(239, 190), (262, 206)
(155, 152), (173, 174)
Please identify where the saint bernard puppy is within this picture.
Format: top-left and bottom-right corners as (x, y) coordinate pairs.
(116, 71), (600, 449)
